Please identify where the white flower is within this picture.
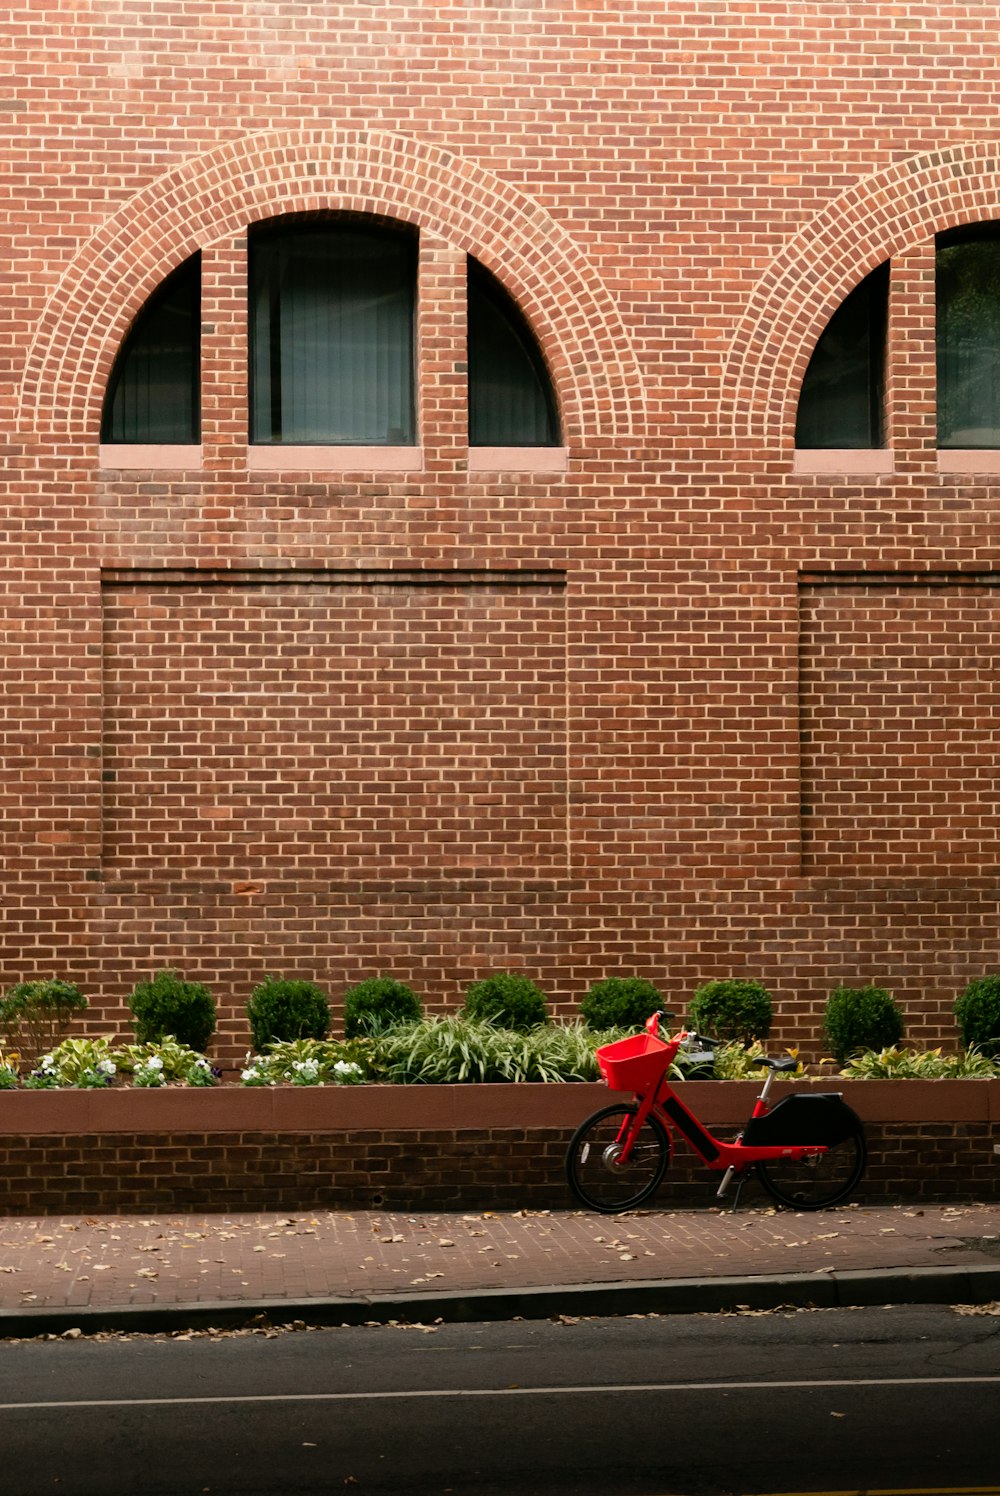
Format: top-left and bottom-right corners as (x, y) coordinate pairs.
(241, 1067), (259, 1081)
(333, 1060), (362, 1079)
(146, 1056), (164, 1071)
(40, 1054), (55, 1071)
(97, 1059), (117, 1076)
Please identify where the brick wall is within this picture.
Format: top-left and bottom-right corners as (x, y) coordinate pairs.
(8, 4), (1000, 1066)
(2, 1122), (994, 1216)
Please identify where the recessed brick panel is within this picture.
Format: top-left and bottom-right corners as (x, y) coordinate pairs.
(801, 580), (1000, 875)
(102, 573), (568, 878)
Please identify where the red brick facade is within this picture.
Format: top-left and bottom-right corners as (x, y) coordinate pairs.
(9, 3), (1000, 1062)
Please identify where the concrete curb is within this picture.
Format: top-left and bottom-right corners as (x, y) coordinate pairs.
(3, 1263), (1000, 1337)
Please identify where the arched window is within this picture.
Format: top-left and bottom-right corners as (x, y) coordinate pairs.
(249, 219), (417, 445)
(101, 256), (200, 444)
(467, 259), (560, 446)
(794, 262), (888, 450)
(936, 225), (1000, 448)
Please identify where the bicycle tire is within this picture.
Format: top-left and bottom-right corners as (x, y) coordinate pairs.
(565, 1103), (670, 1213)
(755, 1122), (866, 1210)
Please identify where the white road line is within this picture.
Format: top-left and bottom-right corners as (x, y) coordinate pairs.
(2, 1375), (999, 1411)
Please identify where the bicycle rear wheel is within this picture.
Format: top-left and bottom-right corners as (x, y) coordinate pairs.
(755, 1123), (866, 1210)
(565, 1103), (670, 1213)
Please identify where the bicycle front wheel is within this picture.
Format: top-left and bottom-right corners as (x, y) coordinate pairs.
(565, 1103), (670, 1213)
(755, 1124), (866, 1210)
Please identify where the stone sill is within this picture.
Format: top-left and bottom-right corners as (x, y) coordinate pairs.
(97, 446), (568, 476)
(793, 449), (893, 477)
(794, 448), (1000, 478)
(2, 1078), (996, 1135)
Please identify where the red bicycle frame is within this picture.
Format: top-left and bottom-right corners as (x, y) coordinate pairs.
(608, 1016), (828, 1197)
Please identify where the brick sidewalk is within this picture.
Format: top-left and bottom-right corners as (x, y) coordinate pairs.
(2, 1202), (1000, 1326)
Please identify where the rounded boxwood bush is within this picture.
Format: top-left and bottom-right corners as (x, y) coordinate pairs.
(955, 975), (1000, 1059)
(128, 969), (217, 1053)
(342, 976), (422, 1039)
(580, 977), (664, 1031)
(462, 972), (548, 1031)
(246, 975), (331, 1051)
(823, 983), (904, 1066)
(688, 979), (773, 1046)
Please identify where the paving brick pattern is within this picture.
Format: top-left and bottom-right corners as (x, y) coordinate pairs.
(2, 1204), (999, 1317)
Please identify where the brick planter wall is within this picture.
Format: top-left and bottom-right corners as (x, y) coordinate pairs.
(3, 1082), (998, 1215)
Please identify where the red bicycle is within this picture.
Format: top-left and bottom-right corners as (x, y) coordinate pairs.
(565, 1012), (866, 1213)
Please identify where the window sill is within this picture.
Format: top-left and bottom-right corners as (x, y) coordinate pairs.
(937, 449), (1000, 474)
(98, 444), (203, 471)
(96, 444), (569, 478)
(468, 446), (568, 473)
(793, 449), (893, 476)
(248, 445), (422, 473)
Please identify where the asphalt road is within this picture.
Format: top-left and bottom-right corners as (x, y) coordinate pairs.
(2, 1304), (1000, 1495)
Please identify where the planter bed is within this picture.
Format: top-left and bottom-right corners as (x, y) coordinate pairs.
(2, 1079), (999, 1216)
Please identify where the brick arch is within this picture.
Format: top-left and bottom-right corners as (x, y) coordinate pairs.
(720, 140), (1000, 449)
(18, 128), (646, 442)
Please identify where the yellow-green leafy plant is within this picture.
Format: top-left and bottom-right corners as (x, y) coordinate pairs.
(23, 1036), (117, 1089)
(710, 1039), (805, 1081)
(840, 1045), (999, 1079)
(114, 1037), (218, 1087)
(240, 1037), (372, 1087)
(0, 1044), (19, 1089)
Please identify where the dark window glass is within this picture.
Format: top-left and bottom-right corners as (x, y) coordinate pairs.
(101, 257), (200, 443)
(795, 262), (888, 449)
(468, 259), (559, 446)
(937, 225), (1000, 448)
(250, 221), (416, 445)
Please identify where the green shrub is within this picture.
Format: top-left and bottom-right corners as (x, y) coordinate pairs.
(342, 976), (422, 1039)
(462, 973), (549, 1031)
(580, 976), (664, 1031)
(246, 975), (331, 1050)
(0, 979), (88, 1068)
(688, 979), (773, 1046)
(955, 975), (1000, 1059)
(822, 984), (904, 1066)
(128, 969), (217, 1053)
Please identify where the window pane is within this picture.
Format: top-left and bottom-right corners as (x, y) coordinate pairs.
(101, 257), (200, 444)
(795, 263), (888, 449)
(468, 260), (559, 446)
(250, 223), (416, 445)
(937, 228), (1000, 448)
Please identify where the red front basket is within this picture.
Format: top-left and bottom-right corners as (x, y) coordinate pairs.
(596, 1031), (671, 1093)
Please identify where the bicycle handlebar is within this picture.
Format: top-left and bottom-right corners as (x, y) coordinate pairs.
(644, 1010), (723, 1048)
(644, 1010), (675, 1036)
